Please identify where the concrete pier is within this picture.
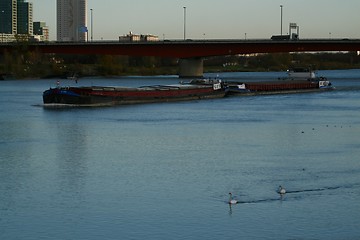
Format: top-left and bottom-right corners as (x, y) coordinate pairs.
(179, 58), (203, 78)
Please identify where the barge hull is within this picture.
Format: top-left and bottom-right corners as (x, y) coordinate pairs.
(43, 85), (226, 107)
(226, 80), (332, 95)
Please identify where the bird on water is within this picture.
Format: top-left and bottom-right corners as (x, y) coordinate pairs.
(228, 192), (238, 205)
(278, 185), (286, 195)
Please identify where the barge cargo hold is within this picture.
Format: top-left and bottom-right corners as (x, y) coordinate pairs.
(43, 80), (226, 107)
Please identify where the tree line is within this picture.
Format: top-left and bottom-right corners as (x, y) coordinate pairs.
(1, 43), (359, 79)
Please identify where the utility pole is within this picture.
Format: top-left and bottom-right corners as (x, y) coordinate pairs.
(183, 7), (186, 40)
(90, 8), (93, 41)
(280, 5), (283, 36)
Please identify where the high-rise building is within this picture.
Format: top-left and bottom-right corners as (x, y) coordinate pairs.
(17, 0), (33, 35)
(57, 0), (87, 42)
(33, 21), (49, 41)
(0, 0), (17, 35)
(0, 0), (34, 42)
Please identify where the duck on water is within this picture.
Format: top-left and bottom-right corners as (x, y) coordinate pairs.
(278, 186), (286, 195)
(228, 192), (238, 205)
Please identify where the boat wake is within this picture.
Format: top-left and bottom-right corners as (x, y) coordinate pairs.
(33, 103), (83, 108)
(34, 103), (115, 108)
(225, 198), (281, 205)
(223, 183), (360, 205)
(285, 183), (360, 194)
(285, 186), (340, 194)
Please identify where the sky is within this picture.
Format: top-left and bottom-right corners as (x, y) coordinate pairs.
(31, 0), (360, 41)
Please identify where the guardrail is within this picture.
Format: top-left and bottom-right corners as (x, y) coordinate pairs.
(1, 38), (360, 46)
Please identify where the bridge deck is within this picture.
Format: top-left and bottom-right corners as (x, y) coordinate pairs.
(1, 39), (360, 58)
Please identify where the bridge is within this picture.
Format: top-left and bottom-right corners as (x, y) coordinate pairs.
(1, 39), (360, 77)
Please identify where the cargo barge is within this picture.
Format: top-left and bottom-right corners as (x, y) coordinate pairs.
(43, 79), (226, 107)
(42, 69), (333, 107)
(226, 68), (333, 95)
(225, 79), (333, 95)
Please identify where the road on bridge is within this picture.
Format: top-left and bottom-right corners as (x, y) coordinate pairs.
(1, 39), (360, 58)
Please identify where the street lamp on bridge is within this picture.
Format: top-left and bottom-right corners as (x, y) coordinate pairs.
(90, 8), (93, 41)
(280, 5), (283, 36)
(183, 6), (187, 40)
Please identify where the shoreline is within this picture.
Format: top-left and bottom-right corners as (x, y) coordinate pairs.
(2, 68), (360, 81)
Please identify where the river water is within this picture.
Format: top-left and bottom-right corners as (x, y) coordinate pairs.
(1, 70), (360, 240)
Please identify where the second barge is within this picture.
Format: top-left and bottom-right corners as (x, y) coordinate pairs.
(226, 68), (333, 95)
(226, 79), (332, 95)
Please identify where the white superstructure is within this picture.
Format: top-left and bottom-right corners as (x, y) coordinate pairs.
(57, 0), (87, 42)
(287, 67), (316, 80)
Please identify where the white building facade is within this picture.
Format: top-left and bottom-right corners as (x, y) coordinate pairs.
(119, 32), (159, 42)
(57, 0), (87, 42)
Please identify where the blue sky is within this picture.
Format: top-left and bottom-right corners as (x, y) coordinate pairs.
(32, 0), (360, 40)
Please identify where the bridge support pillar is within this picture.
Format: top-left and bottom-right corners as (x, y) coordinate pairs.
(179, 58), (203, 78)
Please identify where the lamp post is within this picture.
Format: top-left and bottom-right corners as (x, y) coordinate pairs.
(90, 8), (93, 41)
(183, 6), (186, 40)
(280, 5), (283, 36)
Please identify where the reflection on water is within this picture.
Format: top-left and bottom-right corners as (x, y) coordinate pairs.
(51, 119), (88, 195)
(1, 70), (360, 239)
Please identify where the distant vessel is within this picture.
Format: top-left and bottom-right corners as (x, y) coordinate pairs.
(0, 74), (15, 81)
(66, 72), (79, 82)
(285, 67), (321, 80)
(43, 79), (226, 107)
